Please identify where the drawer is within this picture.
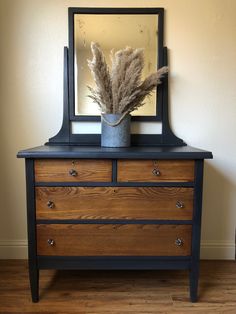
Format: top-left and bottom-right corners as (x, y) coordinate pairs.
(117, 160), (195, 182)
(35, 159), (112, 182)
(36, 187), (194, 220)
(37, 224), (192, 256)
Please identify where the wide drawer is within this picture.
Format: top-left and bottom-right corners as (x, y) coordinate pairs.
(36, 187), (194, 220)
(37, 224), (192, 256)
(35, 159), (112, 182)
(117, 160), (195, 182)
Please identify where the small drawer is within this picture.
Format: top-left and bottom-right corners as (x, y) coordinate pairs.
(35, 159), (112, 182)
(37, 224), (192, 256)
(117, 160), (195, 182)
(36, 187), (194, 220)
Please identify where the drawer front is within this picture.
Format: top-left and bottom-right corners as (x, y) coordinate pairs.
(35, 159), (112, 182)
(117, 160), (195, 182)
(36, 187), (194, 220)
(37, 224), (192, 256)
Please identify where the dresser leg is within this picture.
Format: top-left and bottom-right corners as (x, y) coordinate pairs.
(189, 160), (204, 303)
(25, 159), (39, 302)
(29, 267), (39, 302)
(189, 266), (199, 302)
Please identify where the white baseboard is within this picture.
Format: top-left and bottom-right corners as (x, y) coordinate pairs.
(0, 240), (28, 259)
(0, 240), (235, 260)
(200, 241), (235, 260)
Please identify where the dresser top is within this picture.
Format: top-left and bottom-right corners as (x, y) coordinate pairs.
(17, 145), (213, 159)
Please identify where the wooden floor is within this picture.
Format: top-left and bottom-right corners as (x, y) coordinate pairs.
(0, 260), (236, 313)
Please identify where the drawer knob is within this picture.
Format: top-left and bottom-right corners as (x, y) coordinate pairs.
(175, 238), (184, 246)
(47, 200), (55, 209)
(152, 168), (161, 176)
(176, 201), (184, 209)
(69, 169), (78, 177)
(47, 239), (55, 246)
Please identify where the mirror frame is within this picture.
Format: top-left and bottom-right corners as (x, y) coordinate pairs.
(47, 7), (185, 147)
(68, 7), (164, 122)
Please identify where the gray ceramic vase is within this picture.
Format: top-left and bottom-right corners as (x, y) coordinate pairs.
(101, 114), (131, 147)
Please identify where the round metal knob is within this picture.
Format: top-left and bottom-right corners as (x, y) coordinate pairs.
(152, 168), (161, 176)
(69, 169), (78, 177)
(175, 238), (184, 246)
(176, 201), (184, 209)
(47, 200), (55, 209)
(47, 239), (55, 246)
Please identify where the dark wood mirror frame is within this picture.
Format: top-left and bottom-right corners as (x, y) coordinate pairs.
(69, 7), (164, 122)
(47, 7), (185, 146)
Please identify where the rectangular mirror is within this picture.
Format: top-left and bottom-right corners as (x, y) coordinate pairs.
(69, 8), (164, 121)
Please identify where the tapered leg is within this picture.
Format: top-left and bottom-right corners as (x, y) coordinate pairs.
(29, 266), (39, 302)
(189, 160), (204, 303)
(189, 263), (199, 302)
(25, 159), (39, 302)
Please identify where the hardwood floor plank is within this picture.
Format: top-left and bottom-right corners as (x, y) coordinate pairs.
(0, 260), (236, 313)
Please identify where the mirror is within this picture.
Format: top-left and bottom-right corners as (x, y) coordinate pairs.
(74, 14), (158, 117)
(69, 8), (164, 121)
(49, 8), (184, 146)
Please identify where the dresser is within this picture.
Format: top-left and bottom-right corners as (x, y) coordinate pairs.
(17, 145), (212, 302)
(17, 6), (213, 303)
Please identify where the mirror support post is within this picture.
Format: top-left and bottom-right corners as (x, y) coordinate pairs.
(46, 47), (71, 145)
(161, 47), (186, 146)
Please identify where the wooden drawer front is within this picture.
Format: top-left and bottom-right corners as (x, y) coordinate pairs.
(117, 160), (195, 182)
(37, 224), (192, 256)
(36, 187), (194, 220)
(35, 159), (112, 182)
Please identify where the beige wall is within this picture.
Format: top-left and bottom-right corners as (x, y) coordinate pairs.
(0, 0), (236, 259)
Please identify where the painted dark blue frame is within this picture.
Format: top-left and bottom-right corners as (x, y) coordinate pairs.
(18, 145), (213, 159)
(21, 155), (212, 302)
(38, 256), (191, 270)
(68, 7), (164, 122)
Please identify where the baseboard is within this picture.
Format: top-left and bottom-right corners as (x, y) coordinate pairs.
(0, 240), (235, 260)
(200, 241), (235, 260)
(0, 240), (28, 259)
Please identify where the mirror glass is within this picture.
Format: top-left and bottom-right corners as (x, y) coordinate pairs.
(74, 14), (158, 116)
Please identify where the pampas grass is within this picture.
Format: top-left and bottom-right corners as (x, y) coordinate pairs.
(87, 43), (112, 113)
(87, 42), (168, 124)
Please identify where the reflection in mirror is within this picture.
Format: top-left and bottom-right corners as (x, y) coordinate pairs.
(74, 14), (158, 116)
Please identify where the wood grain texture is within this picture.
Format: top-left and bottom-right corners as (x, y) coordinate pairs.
(0, 260), (235, 313)
(37, 224), (192, 256)
(117, 159), (195, 182)
(35, 159), (112, 182)
(36, 187), (194, 220)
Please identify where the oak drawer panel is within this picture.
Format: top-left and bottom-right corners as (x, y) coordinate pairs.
(117, 160), (195, 182)
(36, 187), (194, 220)
(35, 159), (112, 182)
(37, 224), (192, 256)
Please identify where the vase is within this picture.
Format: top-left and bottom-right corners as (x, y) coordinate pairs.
(101, 114), (131, 147)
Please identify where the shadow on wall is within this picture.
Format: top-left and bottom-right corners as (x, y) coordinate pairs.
(201, 160), (236, 259)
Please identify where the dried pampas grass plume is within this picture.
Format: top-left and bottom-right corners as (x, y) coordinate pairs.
(87, 42), (112, 113)
(87, 42), (168, 124)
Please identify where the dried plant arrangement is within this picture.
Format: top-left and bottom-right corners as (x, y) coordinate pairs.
(87, 42), (168, 126)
